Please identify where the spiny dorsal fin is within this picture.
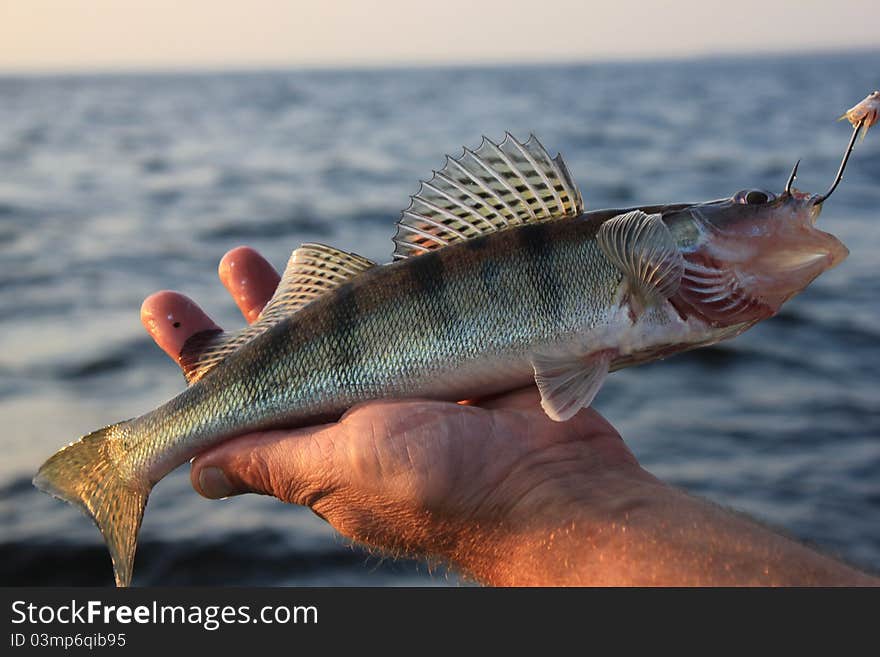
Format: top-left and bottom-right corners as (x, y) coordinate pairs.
(596, 210), (684, 316)
(392, 133), (583, 259)
(180, 243), (376, 384)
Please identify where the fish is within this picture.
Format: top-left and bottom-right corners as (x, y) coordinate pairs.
(839, 91), (880, 140)
(34, 133), (851, 587)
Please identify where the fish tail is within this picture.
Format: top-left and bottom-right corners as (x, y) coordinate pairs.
(33, 420), (149, 587)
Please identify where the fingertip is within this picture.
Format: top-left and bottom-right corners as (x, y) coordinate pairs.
(217, 246), (259, 283)
(190, 452), (234, 499)
(140, 290), (220, 361)
(218, 246), (280, 324)
(190, 436), (261, 499)
(193, 465), (238, 499)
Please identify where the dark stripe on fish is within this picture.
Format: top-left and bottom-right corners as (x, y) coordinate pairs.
(327, 283), (360, 376)
(479, 258), (503, 304)
(408, 252), (454, 338)
(518, 222), (560, 321)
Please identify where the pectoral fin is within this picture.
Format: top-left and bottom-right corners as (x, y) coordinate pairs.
(531, 351), (613, 422)
(597, 210), (684, 315)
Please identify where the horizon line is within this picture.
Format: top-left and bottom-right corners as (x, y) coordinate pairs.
(2, 45), (877, 78)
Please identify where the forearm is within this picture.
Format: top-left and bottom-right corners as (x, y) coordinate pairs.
(445, 466), (877, 586)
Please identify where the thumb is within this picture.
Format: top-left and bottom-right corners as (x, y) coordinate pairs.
(190, 423), (341, 505)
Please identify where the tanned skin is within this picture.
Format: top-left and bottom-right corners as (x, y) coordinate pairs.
(139, 246), (877, 586)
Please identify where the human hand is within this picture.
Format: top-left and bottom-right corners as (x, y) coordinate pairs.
(140, 246), (655, 581)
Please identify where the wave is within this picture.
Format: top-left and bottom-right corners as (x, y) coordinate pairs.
(2, 55), (878, 584)
(201, 215), (333, 240)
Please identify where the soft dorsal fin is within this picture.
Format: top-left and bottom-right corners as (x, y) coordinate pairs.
(392, 133), (583, 259)
(596, 210), (684, 317)
(179, 243), (376, 384)
(255, 243), (376, 325)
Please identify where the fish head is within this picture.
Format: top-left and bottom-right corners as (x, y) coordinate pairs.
(665, 186), (848, 325)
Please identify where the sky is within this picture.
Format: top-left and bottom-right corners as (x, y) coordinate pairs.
(0, 0), (876, 73)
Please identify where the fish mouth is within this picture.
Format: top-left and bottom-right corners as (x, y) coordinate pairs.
(750, 228), (848, 306)
(771, 249), (835, 271)
(785, 194), (849, 268)
(739, 195), (849, 308)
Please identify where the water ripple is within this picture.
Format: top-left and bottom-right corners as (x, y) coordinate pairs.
(1, 53), (878, 584)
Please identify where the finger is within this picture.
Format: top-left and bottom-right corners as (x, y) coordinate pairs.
(190, 424), (337, 503)
(218, 246), (281, 324)
(141, 290), (221, 362)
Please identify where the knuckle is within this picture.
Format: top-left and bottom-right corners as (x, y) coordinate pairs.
(253, 432), (343, 506)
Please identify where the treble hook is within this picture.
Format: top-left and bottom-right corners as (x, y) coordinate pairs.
(814, 117), (865, 204)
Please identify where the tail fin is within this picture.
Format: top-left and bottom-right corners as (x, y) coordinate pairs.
(33, 421), (150, 587)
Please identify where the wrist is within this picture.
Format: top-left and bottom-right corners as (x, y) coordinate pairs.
(440, 440), (668, 585)
(444, 454), (877, 586)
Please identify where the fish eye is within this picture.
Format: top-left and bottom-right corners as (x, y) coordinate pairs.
(745, 190), (769, 204)
(735, 189), (773, 205)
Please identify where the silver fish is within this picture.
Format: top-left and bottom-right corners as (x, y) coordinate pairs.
(35, 133), (853, 586)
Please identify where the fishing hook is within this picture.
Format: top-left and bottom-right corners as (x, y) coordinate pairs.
(783, 159), (799, 196)
(814, 117), (865, 204)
